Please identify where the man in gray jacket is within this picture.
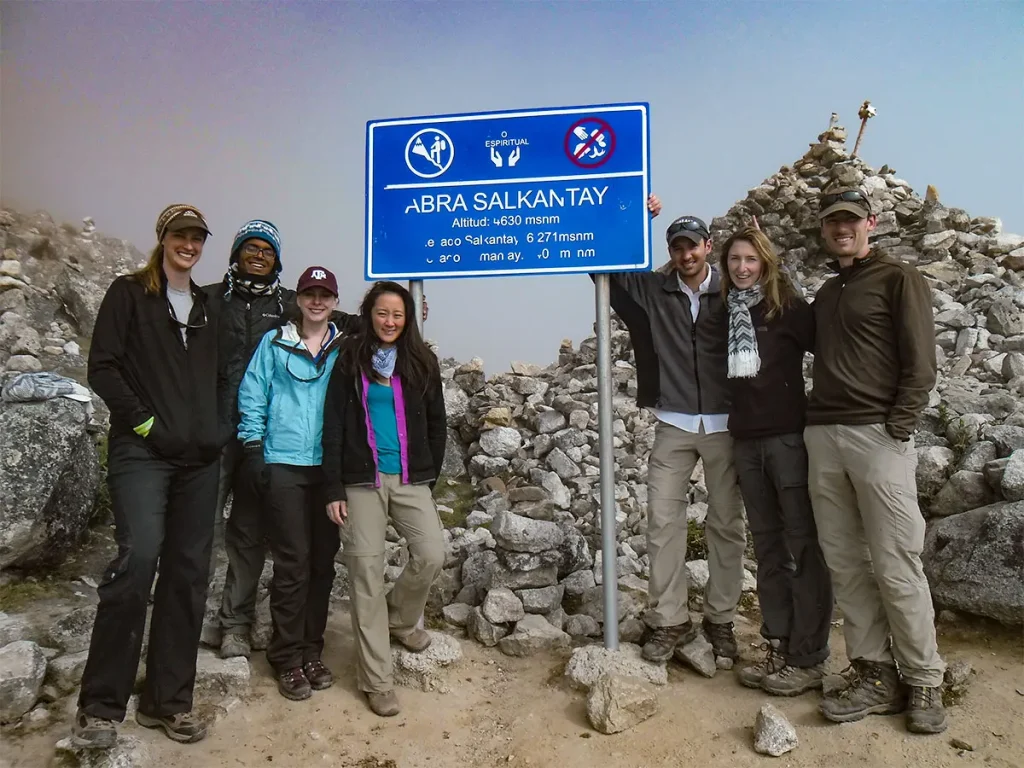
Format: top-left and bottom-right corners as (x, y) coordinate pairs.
(603, 197), (747, 664)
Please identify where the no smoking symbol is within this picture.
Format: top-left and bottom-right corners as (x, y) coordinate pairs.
(564, 117), (616, 168)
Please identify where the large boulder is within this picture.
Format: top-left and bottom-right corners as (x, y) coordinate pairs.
(0, 398), (100, 570)
(923, 501), (1024, 626)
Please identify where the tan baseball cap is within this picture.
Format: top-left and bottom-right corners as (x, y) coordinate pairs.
(156, 204), (212, 240)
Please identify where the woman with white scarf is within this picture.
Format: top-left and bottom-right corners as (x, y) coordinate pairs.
(719, 227), (835, 699)
(322, 281), (447, 718)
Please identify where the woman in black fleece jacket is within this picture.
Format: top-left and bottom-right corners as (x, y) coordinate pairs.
(718, 226), (834, 697)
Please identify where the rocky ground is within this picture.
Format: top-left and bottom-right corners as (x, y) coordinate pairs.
(2, 116), (1024, 765)
(2, 551), (1021, 768)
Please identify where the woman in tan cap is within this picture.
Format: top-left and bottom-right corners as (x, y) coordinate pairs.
(72, 203), (224, 749)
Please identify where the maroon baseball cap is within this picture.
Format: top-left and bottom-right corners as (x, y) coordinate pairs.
(296, 266), (338, 296)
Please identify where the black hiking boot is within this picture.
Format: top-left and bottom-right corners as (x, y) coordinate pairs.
(702, 618), (739, 661)
(303, 659), (334, 690)
(906, 685), (948, 734)
(641, 621), (699, 662)
(820, 660), (906, 723)
(277, 666), (312, 701)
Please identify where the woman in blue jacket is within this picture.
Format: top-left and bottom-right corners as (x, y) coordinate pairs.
(236, 265), (343, 702)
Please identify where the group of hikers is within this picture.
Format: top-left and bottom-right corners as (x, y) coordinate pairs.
(69, 182), (947, 752)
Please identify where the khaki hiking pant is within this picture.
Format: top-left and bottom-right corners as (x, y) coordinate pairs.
(646, 422), (747, 627)
(804, 424), (945, 687)
(340, 474), (445, 694)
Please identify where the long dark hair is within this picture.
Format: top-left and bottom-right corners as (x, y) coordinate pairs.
(342, 281), (438, 393)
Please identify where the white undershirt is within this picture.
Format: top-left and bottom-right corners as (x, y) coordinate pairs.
(167, 285), (194, 347)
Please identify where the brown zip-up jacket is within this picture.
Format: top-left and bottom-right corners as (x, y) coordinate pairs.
(806, 250), (936, 440)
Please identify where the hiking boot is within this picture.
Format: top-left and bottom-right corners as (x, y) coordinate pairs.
(906, 685), (947, 734)
(391, 627), (432, 653)
(820, 661), (906, 723)
(219, 633), (251, 660)
(737, 642), (786, 689)
(303, 659), (334, 690)
(367, 690), (400, 717)
(277, 667), (312, 701)
(702, 618), (739, 661)
(71, 708), (117, 749)
(641, 621), (699, 662)
(135, 711), (207, 744)
(763, 662), (827, 696)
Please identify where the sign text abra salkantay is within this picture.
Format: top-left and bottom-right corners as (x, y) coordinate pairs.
(364, 102), (651, 280)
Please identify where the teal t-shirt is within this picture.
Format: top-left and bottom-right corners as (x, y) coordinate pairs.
(367, 382), (402, 475)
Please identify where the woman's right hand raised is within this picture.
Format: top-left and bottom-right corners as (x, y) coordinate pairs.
(326, 500), (347, 526)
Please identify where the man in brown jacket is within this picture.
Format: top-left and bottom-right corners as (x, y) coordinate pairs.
(804, 185), (946, 734)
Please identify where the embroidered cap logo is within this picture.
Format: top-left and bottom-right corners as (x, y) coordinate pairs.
(311, 269), (327, 280)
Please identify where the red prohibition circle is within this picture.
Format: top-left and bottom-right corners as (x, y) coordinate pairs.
(564, 117), (616, 169)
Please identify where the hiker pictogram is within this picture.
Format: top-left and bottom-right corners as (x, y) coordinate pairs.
(405, 128), (455, 179)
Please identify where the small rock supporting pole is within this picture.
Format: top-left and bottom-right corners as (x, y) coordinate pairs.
(594, 273), (619, 650)
(851, 100), (876, 159)
(410, 279), (426, 631)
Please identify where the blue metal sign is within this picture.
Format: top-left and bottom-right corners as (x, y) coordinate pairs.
(364, 102), (651, 281)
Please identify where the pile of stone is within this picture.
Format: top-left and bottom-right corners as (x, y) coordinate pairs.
(434, 115), (1023, 630)
(0, 210), (141, 385)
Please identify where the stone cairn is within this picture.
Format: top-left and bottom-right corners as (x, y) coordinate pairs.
(427, 116), (1023, 654)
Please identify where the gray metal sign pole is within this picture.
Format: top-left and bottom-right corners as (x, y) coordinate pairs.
(410, 280), (425, 335)
(410, 278), (426, 632)
(595, 273), (619, 650)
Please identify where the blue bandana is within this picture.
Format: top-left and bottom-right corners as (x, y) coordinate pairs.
(372, 346), (397, 378)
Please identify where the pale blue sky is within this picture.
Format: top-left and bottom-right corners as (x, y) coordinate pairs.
(3, 0), (1022, 369)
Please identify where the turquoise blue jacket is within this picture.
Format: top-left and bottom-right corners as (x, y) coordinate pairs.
(237, 321), (342, 466)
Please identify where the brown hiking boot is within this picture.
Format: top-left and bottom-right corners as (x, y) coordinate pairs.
(71, 708), (117, 749)
(820, 661), (906, 723)
(303, 659), (334, 690)
(135, 711), (207, 744)
(763, 662), (827, 696)
(702, 618), (739, 661)
(641, 621), (699, 662)
(276, 666), (312, 701)
(737, 642), (785, 689)
(906, 685), (947, 734)
(367, 690), (400, 717)
(391, 627), (432, 653)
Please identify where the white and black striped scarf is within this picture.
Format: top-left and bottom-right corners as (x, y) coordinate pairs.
(726, 285), (763, 378)
(223, 262), (281, 301)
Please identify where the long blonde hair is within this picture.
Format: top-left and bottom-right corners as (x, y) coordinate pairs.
(132, 244), (165, 296)
(718, 227), (796, 320)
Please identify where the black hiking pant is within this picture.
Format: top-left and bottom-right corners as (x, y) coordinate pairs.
(264, 464), (340, 672)
(215, 437), (267, 639)
(733, 433), (833, 667)
(78, 434), (219, 721)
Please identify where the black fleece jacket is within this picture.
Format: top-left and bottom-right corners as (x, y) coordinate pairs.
(321, 355), (447, 503)
(89, 274), (223, 466)
(726, 298), (815, 440)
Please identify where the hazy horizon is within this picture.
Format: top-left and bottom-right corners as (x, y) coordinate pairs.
(3, 0), (1022, 371)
